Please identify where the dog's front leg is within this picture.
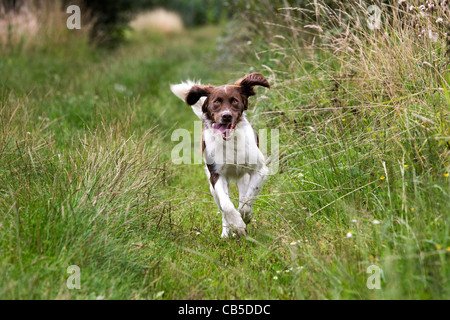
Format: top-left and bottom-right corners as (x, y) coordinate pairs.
(213, 177), (247, 238)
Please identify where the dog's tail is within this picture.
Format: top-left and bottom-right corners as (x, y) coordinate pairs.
(170, 80), (205, 119)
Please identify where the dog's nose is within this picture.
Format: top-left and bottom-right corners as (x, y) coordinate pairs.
(221, 112), (232, 123)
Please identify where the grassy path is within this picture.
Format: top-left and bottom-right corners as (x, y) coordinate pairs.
(1, 25), (448, 300)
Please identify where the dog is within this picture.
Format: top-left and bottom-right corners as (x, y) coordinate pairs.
(170, 73), (270, 238)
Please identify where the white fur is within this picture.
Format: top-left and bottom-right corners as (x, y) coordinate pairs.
(171, 81), (268, 238)
(170, 81), (205, 119)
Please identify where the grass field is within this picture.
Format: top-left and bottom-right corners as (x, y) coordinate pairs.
(1, 2), (449, 300)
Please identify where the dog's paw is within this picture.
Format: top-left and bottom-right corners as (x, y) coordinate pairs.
(230, 225), (247, 238)
(221, 208), (248, 238)
(238, 204), (253, 224)
(221, 227), (247, 239)
(221, 220), (247, 238)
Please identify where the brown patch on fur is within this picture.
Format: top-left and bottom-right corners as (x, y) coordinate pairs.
(234, 72), (270, 98)
(201, 130), (206, 155)
(203, 126), (219, 187)
(206, 164), (219, 187)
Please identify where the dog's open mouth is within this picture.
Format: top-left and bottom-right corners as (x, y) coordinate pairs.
(212, 122), (235, 140)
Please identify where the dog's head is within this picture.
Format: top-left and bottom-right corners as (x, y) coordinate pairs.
(185, 73), (270, 140)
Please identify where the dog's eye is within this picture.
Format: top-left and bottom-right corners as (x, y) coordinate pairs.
(212, 100), (221, 110)
(231, 98), (239, 105)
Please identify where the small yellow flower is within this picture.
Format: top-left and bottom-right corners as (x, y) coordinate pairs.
(342, 118), (346, 121)
(436, 244), (442, 250)
(444, 173), (449, 178)
(446, 247), (450, 252)
(410, 207), (415, 212)
(380, 176), (385, 180)
(404, 164), (409, 168)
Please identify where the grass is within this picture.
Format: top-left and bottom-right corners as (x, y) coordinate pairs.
(1, 1), (449, 300)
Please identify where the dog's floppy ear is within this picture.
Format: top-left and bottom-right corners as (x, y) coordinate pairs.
(186, 85), (214, 106)
(235, 72), (270, 98)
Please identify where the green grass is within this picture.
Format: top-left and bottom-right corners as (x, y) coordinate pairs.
(1, 7), (449, 299)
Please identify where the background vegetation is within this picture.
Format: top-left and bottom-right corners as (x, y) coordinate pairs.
(0, 0), (449, 299)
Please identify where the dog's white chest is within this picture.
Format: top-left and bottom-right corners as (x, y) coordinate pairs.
(203, 118), (264, 181)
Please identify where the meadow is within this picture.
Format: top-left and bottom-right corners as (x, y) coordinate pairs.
(0, 1), (449, 299)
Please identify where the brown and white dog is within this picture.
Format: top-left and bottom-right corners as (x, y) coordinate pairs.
(170, 73), (270, 237)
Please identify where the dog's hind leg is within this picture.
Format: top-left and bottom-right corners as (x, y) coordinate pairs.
(237, 173), (252, 224)
(238, 166), (268, 224)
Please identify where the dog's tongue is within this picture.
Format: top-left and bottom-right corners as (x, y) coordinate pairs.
(212, 123), (231, 135)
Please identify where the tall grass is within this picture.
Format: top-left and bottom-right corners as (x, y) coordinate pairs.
(0, 99), (165, 298)
(0, 1), (92, 52)
(0, 46), (168, 298)
(225, 0), (450, 298)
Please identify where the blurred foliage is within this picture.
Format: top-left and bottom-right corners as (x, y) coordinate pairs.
(2, 0), (231, 47)
(154, 0), (228, 26)
(77, 0), (137, 47)
(63, 0), (230, 47)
